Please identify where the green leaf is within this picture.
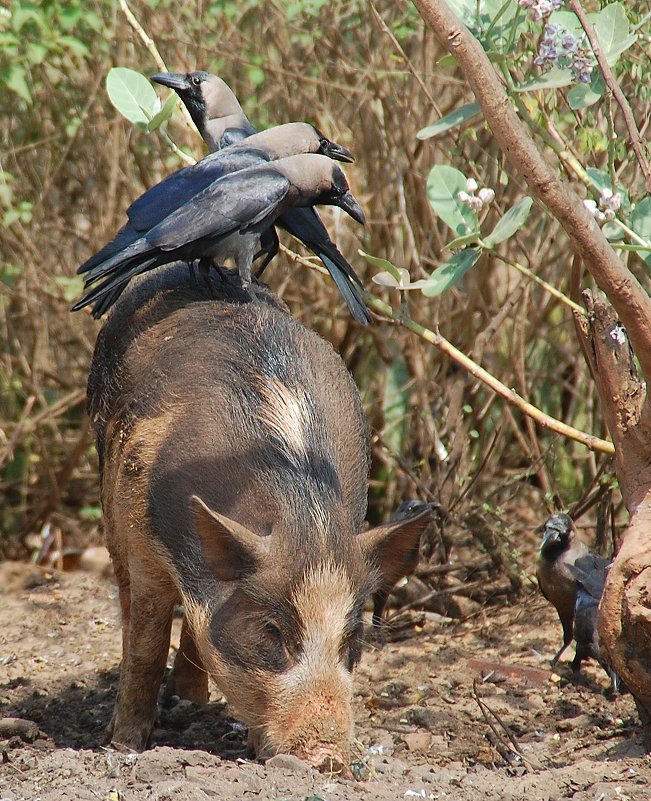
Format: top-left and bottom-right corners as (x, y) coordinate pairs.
(631, 196), (651, 266)
(444, 232), (482, 250)
(437, 54), (458, 68)
(426, 165), (478, 237)
(420, 248), (482, 297)
(586, 168), (612, 193)
(417, 102), (481, 140)
(484, 197), (533, 247)
(602, 222), (625, 241)
(106, 67), (160, 126)
(516, 67), (574, 92)
(59, 6), (81, 30)
(568, 71), (605, 110)
(11, 6), (45, 32)
(358, 250), (401, 281)
(58, 35), (90, 59)
(592, 3), (635, 63)
(1, 65), (32, 104)
(0, 263), (22, 288)
(147, 92), (176, 132)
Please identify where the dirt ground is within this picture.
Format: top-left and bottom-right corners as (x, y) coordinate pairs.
(0, 558), (649, 801)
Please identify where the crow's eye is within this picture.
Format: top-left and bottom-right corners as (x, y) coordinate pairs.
(191, 75), (201, 87)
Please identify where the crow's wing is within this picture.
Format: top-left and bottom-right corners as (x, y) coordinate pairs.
(127, 149), (269, 230)
(147, 167), (291, 252)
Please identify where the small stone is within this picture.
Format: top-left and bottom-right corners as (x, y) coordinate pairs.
(403, 732), (432, 753)
(265, 752), (313, 776)
(350, 760), (370, 781)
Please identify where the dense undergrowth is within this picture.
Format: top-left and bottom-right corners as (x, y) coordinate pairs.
(1, 0), (649, 615)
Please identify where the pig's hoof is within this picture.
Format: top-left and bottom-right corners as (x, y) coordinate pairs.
(110, 739), (142, 754)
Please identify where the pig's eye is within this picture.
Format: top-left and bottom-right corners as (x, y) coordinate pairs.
(265, 622), (283, 645)
(342, 623), (364, 671)
(262, 622), (288, 672)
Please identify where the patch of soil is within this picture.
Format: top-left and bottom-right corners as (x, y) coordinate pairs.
(0, 560), (649, 800)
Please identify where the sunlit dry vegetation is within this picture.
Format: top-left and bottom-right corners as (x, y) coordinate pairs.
(1, 0), (649, 618)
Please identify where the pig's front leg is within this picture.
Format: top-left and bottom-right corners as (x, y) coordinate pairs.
(110, 568), (177, 751)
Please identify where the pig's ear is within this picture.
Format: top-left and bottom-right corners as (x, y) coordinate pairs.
(191, 495), (269, 581)
(356, 508), (433, 590)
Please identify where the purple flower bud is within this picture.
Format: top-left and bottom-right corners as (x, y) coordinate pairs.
(561, 34), (578, 51)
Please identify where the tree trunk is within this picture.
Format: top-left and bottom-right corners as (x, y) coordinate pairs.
(575, 293), (651, 720)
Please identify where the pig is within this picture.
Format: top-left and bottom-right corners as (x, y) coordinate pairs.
(86, 264), (432, 772)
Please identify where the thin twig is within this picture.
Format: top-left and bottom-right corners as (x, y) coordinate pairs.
(496, 254), (586, 315)
(277, 241), (614, 453)
(117, 0), (198, 164)
(361, 291), (615, 454)
(566, 0), (651, 193)
(367, 1), (441, 113)
(472, 678), (539, 771)
(387, 579), (489, 619)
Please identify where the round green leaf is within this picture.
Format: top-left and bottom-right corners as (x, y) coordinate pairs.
(106, 67), (160, 125)
(426, 165), (478, 237)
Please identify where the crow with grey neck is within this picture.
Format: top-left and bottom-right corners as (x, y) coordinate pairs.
(154, 70), (256, 150)
(73, 154), (365, 314)
(152, 70), (372, 325)
(75, 123), (354, 317)
(536, 513), (616, 688)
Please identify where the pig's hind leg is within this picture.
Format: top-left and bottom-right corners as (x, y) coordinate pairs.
(109, 558), (177, 751)
(165, 615), (210, 704)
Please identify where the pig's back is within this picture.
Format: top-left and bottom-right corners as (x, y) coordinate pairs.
(88, 265), (368, 550)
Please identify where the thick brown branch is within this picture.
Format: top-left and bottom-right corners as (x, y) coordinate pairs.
(411, 0), (651, 381)
(566, 0), (651, 194)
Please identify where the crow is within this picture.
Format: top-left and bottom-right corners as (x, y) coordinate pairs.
(569, 562), (619, 691)
(73, 154), (365, 314)
(76, 123), (355, 317)
(152, 70), (371, 324)
(536, 513), (610, 667)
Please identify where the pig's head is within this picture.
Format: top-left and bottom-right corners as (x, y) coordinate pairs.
(183, 495), (433, 773)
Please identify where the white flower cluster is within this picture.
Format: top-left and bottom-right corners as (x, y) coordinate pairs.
(583, 188), (622, 222)
(457, 178), (495, 212)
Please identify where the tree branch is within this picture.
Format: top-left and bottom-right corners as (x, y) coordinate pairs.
(411, 0), (651, 382)
(566, 0), (651, 194)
